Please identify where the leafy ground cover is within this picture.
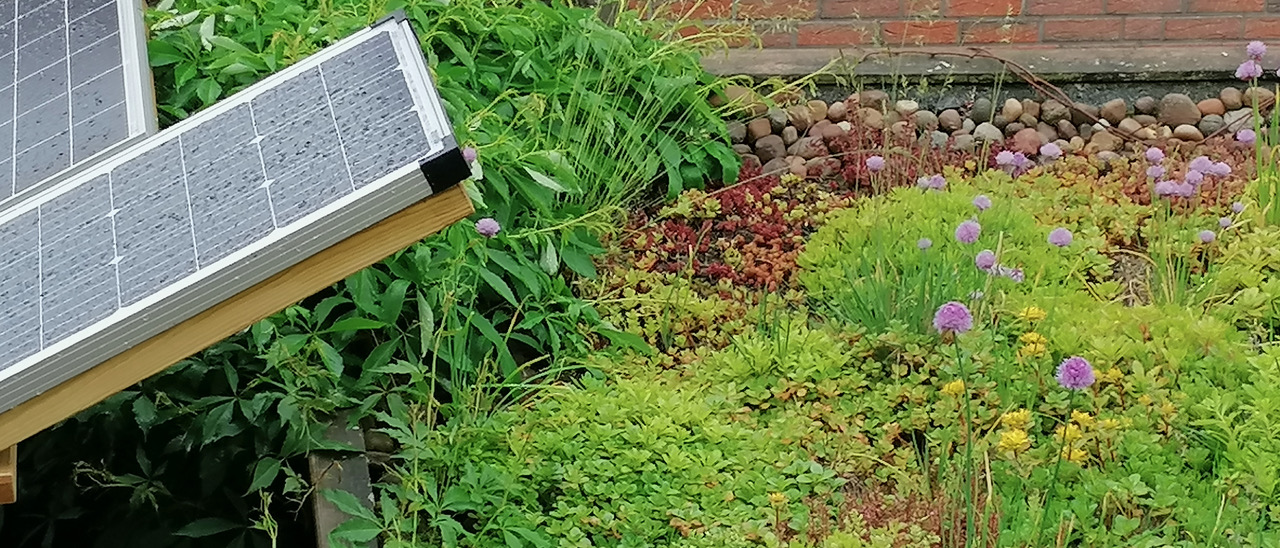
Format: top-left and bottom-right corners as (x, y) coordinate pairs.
(4, 1), (1280, 547)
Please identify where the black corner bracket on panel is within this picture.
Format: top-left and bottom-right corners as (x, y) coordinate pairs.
(419, 143), (468, 194)
(375, 9), (408, 26)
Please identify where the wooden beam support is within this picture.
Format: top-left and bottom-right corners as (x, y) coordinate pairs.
(0, 445), (14, 505)
(309, 412), (375, 548)
(0, 185), (472, 453)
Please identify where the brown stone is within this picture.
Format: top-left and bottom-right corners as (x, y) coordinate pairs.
(1036, 122), (1058, 143)
(747, 118), (772, 141)
(761, 157), (788, 176)
(732, 144), (752, 155)
(1134, 96), (1157, 114)
(1001, 98), (1024, 121)
(827, 101), (848, 122)
(1220, 87), (1244, 110)
(859, 90), (889, 112)
(939, 109), (963, 131)
(856, 107), (885, 130)
(808, 119), (832, 137)
(1022, 99), (1040, 120)
(1071, 102), (1100, 126)
(1173, 124), (1204, 141)
(1197, 98), (1226, 116)
(781, 126), (799, 146)
(807, 100), (829, 122)
(789, 137), (828, 160)
(1004, 122), (1026, 137)
(1012, 127), (1042, 155)
(1089, 130), (1121, 152)
(1133, 114), (1159, 127)
(820, 123), (846, 141)
(1056, 119), (1078, 139)
(1099, 99), (1127, 125)
(1018, 113), (1038, 127)
(1041, 99), (1071, 124)
(788, 105), (814, 133)
(1117, 118), (1142, 133)
(1244, 87), (1276, 107)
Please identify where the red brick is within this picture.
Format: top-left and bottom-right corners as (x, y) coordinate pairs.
(739, 0), (819, 18)
(1106, 0), (1180, 13)
(1188, 0), (1262, 11)
(1043, 18), (1123, 40)
(797, 22), (877, 45)
(948, 0), (1021, 16)
(820, 0), (903, 17)
(717, 23), (797, 47)
(1123, 16), (1164, 39)
(650, 0), (734, 19)
(1028, 0), (1103, 14)
(961, 22), (1039, 43)
(1246, 17), (1280, 38)
(1164, 16), (1243, 39)
(881, 20), (959, 44)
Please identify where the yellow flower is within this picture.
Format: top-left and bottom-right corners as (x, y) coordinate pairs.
(1018, 343), (1047, 358)
(768, 492), (787, 505)
(1071, 410), (1095, 428)
(1019, 332), (1048, 345)
(1061, 447), (1088, 464)
(1098, 418), (1123, 431)
(997, 429), (1031, 454)
(942, 380), (966, 397)
(1055, 424), (1083, 443)
(1102, 368), (1124, 384)
(1002, 409), (1032, 430)
(1017, 306), (1047, 323)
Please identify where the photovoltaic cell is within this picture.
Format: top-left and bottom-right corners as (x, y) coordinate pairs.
(0, 0), (154, 212)
(0, 15), (466, 413)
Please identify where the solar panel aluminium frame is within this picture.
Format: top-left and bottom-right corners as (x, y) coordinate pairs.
(0, 13), (468, 414)
(0, 0), (157, 214)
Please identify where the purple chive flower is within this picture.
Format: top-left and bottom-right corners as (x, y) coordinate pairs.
(1189, 156), (1214, 173)
(1048, 227), (1073, 247)
(1237, 60), (1264, 80)
(866, 156), (885, 172)
(995, 150), (1016, 166)
(1056, 356), (1095, 390)
(1219, 216), (1233, 228)
(1040, 142), (1063, 159)
(1174, 182), (1197, 198)
(929, 174), (947, 190)
(1185, 170), (1205, 186)
(1012, 152), (1032, 172)
(1145, 147), (1165, 163)
(918, 238), (933, 250)
(463, 147), (478, 163)
(1154, 180), (1176, 198)
(1248, 41), (1267, 60)
(975, 249), (997, 271)
(475, 217), (501, 238)
(1238, 129), (1257, 144)
(1199, 230), (1217, 243)
(955, 220), (982, 244)
(933, 301), (974, 334)
(1232, 201), (1246, 213)
(917, 176), (932, 189)
(992, 264), (1025, 283)
(1210, 162), (1232, 177)
(973, 195), (992, 211)
(1146, 165), (1165, 179)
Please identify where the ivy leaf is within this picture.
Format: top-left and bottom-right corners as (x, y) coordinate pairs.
(478, 267), (518, 306)
(133, 396), (158, 434)
(329, 518), (381, 543)
(174, 518), (241, 538)
(246, 458), (282, 493)
(560, 243), (597, 278)
(323, 317), (387, 333)
(322, 489), (376, 521)
(539, 236), (559, 275)
(524, 167), (568, 193)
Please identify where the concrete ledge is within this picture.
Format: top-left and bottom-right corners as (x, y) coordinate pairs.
(701, 45), (1246, 83)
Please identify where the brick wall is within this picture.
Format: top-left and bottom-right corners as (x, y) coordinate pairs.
(652, 0), (1280, 48)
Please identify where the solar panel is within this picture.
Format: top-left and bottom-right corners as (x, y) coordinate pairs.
(0, 0), (155, 211)
(0, 14), (467, 414)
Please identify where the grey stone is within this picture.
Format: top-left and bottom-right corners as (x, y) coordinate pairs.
(1100, 99), (1127, 125)
(754, 134), (786, 163)
(939, 109), (963, 131)
(732, 143), (752, 155)
(974, 122), (1003, 142)
(930, 130), (949, 149)
(962, 118), (976, 132)
(913, 110), (939, 131)
(1004, 122), (1025, 137)
(951, 133), (976, 152)
(970, 97), (995, 123)
(767, 107), (788, 133)
(992, 114), (1010, 130)
(761, 157), (788, 175)
(1198, 114), (1225, 136)
(1220, 87), (1243, 111)
(1018, 113), (1038, 127)
(1056, 119), (1077, 139)
(1158, 93), (1201, 127)
(1133, 114), (1159, 127)
(1134, 96), (1157, 115)
(727, 120), (746, 144)
(1071, 102), (1100, 126)
(781, 125), (799, 146)
(1224, 108), (1254, 131)
(895, 99), (919, 117)
(1041, 100), (1071, 124)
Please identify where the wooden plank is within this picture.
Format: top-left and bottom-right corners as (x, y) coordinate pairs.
(0, 444), (14, 504)
(309, 412), (374, 548)
(0, 185), (472, 451)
